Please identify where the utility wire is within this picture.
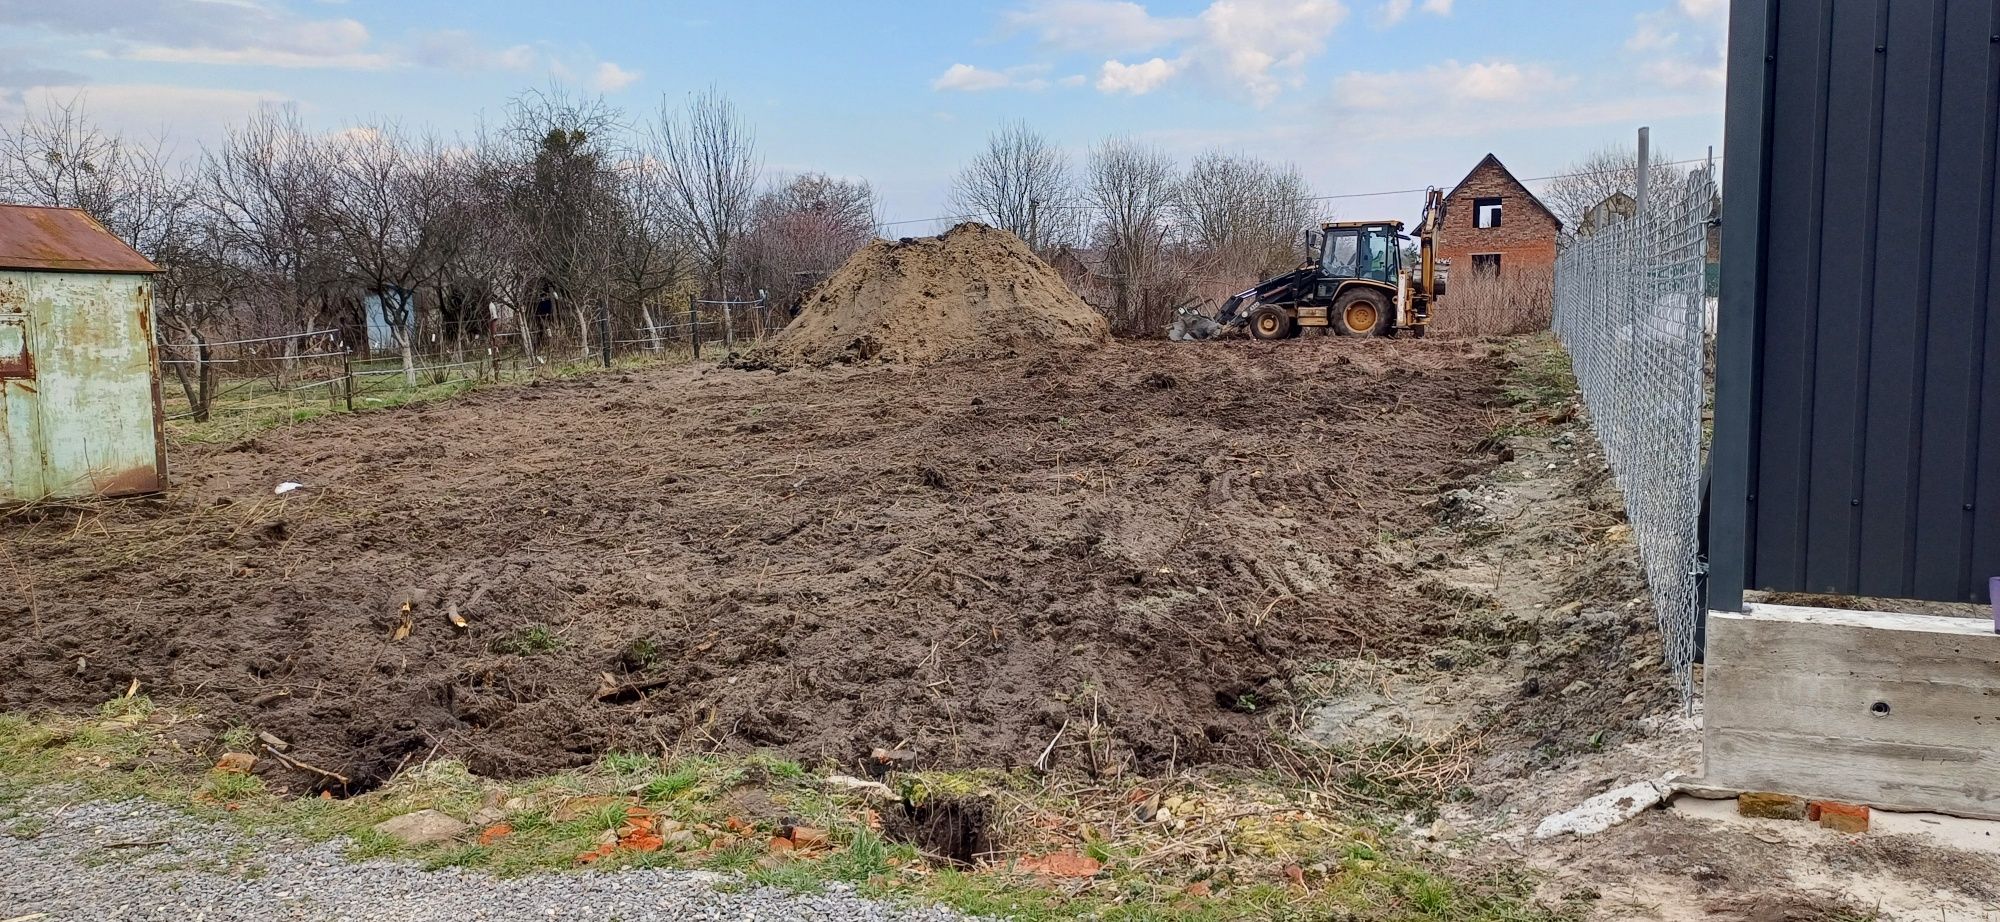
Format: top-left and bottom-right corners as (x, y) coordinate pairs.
(873, 155), (1722, 231)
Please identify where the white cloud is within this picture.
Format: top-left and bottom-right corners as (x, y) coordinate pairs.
(0, 1), (627, 84)
(1335, 59), (1573, 110)
(1, 2), (392, 71)
(3, 82), (290, 145)
(1003, 0), (1196, 55)
(1059, 74), (1087, 87)
(414, 30), (540, 73)
(1377, 0), (1412, 25)
(1626, 21), (1677, 52)
(990, 0), (1348, 104)
(1628, 0), (1727, 91)
(933, 62), (1059, 92)
(933, 63), (1013, 92)
(590, 61), (641, 92)
(1097, 57), (1177, 94)
(116, 44), (395, 70)
(1420, 0), (1453, 13)
(1195, 0), (1347, 104)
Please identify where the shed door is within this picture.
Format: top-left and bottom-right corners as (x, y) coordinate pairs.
(0, 315), (43, 500)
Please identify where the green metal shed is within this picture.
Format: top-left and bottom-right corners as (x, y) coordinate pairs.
(0, 204), (165, 502)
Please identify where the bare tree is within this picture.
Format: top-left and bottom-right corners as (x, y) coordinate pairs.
(322, 125), (470, 386)
(0, 94), (196, 265)
(449, 136), (547, 363)
(1542, 143), (1684, 236)
(739, 172), (876, 315)
(654, 87), (760, 300)
(1176, 152), (1314, 279)
(950, 121), (1078, 249)
(1085, 137), (1180, 332)
(498, 87), (626, 360)
(606, 158), (690, 353)
(202, 105), (339, 344)
(154, 216), (247, 420)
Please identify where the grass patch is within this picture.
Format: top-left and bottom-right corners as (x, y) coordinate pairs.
(490, 624), (565, 656)
(1501, 335), (1579, 412)
(0, 704), (1575, 922)
(166, 350), (704, 447)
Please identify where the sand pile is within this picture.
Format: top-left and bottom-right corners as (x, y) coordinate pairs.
(752, 223), (1109, 367)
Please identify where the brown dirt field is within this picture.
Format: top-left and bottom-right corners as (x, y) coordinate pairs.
(750, 223), (1109, 367)
(0, 340), (1505, 793)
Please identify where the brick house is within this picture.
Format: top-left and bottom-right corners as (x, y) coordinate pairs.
(1432, 154), (1562, 332)
(1436, 153), (1561, 283)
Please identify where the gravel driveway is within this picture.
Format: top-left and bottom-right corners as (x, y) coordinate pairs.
(0, 797), (972, 922)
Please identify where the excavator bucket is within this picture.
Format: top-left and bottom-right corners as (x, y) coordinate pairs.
(1168, 306), (1226, 341)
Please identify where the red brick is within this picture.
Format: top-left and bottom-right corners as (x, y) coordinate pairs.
(1812, 801), (1870, 834)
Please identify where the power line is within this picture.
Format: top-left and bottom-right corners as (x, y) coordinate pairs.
(873, 155), (1722, 232)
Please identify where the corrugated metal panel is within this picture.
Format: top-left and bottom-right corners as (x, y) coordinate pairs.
(1711, 0), (2000, 607)
(0, 205), (159, 274)
(0, 270), (163, 501)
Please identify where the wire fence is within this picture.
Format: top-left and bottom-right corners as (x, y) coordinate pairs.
(1552, 159), (1718, 692)
(158, 298), (783, 426)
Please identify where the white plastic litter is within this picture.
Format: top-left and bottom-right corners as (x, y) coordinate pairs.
(274, 482), (304, 495)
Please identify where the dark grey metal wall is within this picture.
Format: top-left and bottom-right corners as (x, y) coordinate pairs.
(1711, 0), (2000, 610)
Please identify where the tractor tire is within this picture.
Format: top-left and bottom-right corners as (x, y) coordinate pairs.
(1247, 305), (1295, 341)
(1332, 289), (1393, 337)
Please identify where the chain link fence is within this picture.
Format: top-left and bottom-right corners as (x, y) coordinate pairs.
(1553, 161), (1718, 690)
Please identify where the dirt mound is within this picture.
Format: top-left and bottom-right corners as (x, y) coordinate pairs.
(751, 223), (1108, 367)
(0, 341), (1504, 791)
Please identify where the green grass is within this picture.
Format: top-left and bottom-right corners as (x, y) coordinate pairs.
(165, 348), (705, 447)
(0, 706), (1579, 922)
(491, 624), (564, 656)
(1501, 335), (1579, 411)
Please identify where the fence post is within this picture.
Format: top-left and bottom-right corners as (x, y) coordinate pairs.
(342, 351), (355, 412)
(688, 294), (700, 360)
(723, 303), (735, 352)
(598, 297), (613, 369)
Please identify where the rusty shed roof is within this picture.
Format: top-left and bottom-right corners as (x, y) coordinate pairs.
(0, 205), (158, 275)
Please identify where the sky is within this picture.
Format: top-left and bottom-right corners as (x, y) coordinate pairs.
(0, 0), (1729, 230)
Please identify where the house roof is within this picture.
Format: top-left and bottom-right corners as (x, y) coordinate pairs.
(0, 205), (158, 275)
(1445, 153), (1564, 231)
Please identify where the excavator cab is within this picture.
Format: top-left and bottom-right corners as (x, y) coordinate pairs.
(1321, 223), (1401, 285)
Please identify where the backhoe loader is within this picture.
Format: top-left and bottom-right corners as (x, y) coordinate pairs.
(1170, 188), (1449, 341)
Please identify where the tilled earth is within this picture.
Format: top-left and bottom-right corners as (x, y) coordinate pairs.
(0, 340), (1506, 792)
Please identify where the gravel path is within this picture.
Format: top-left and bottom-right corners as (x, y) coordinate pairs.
(0, 797), (973, 921)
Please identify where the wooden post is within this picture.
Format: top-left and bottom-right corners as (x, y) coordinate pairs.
(688, 294), (700, 360)
(598, 297), (613, 369)
(342, 351), (355, 412)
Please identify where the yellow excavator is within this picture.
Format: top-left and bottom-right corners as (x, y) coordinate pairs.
(1171, 188), (1448, 340)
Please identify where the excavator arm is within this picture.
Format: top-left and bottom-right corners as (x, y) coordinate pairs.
(1170, 266), (1317, 341)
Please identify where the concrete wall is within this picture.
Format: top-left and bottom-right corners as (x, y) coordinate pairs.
(1704, 603), (2000, 819)
(0, 269), (164, 501)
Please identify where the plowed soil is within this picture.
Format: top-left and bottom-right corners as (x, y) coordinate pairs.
(0, 341), (1504, 791)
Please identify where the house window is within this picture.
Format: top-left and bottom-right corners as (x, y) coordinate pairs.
(1472, 254), (1502, 276)
(1475, 197), (1504, 229)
